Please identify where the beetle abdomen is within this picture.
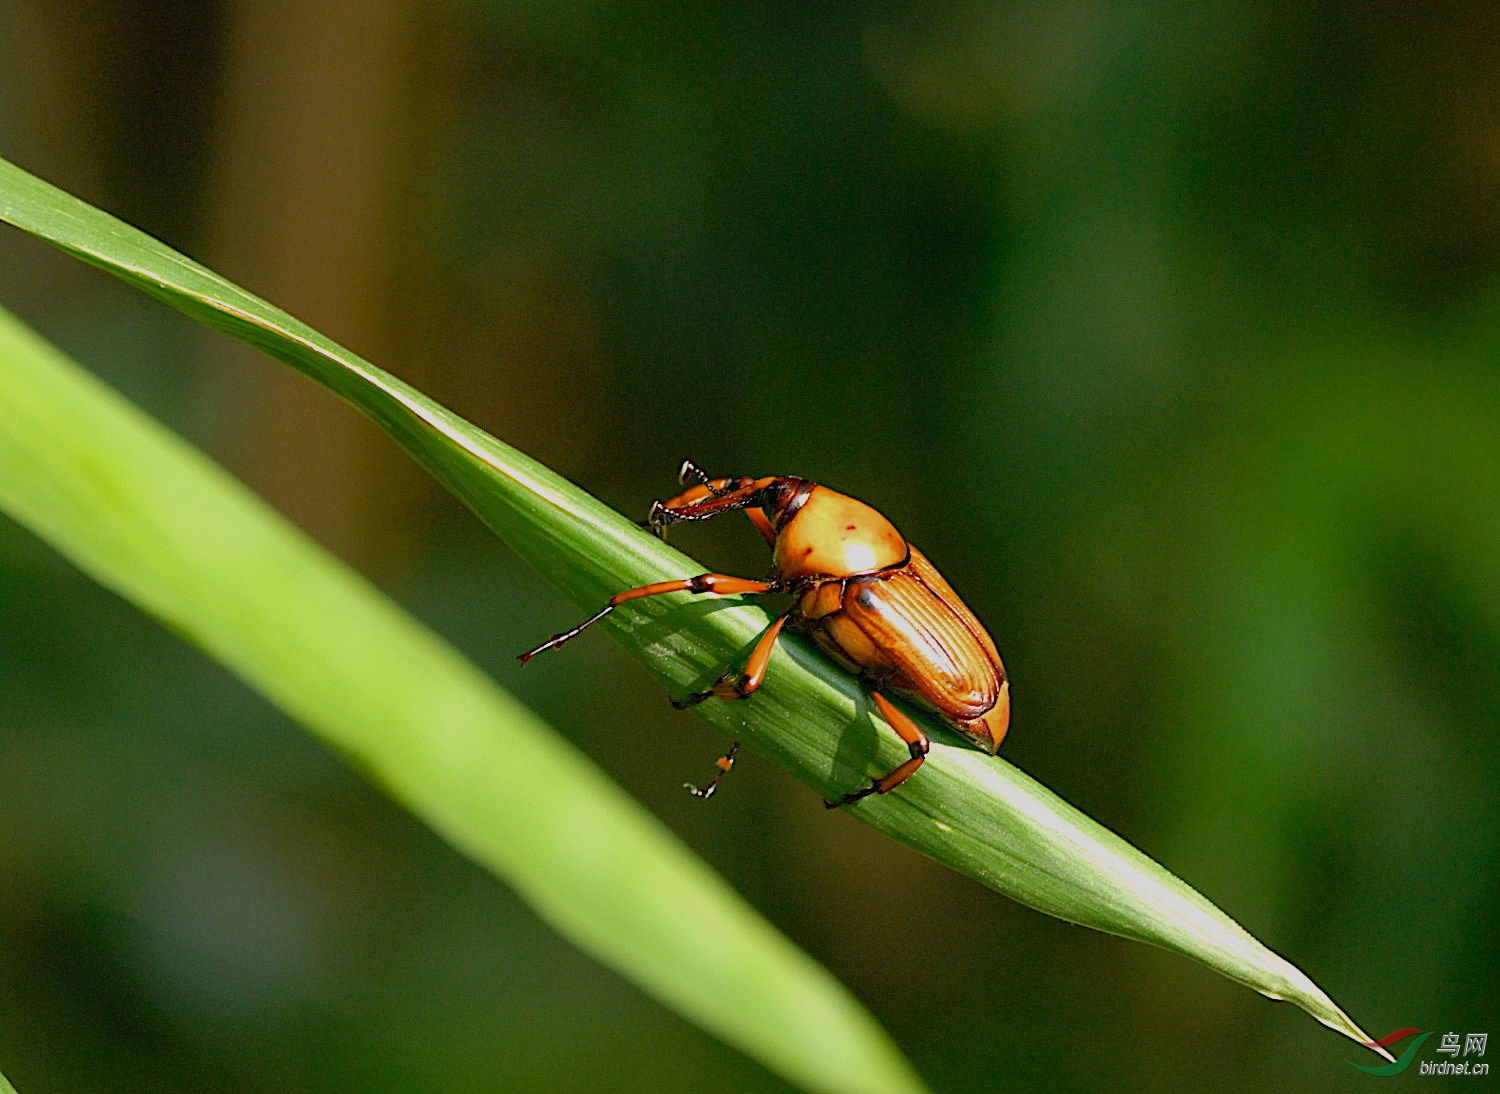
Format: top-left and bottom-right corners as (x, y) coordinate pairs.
(905, 547), (1004, 674)
(792, 545), (1009, 754)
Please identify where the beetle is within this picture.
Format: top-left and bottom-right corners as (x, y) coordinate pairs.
(518, 461), (1010, 807)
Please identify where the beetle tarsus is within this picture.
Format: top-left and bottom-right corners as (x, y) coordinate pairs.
(824, 782), (878, 809)
(671, 668), (754, 708)
(516, 604), (614, 664)
(685, 742), (740, 799)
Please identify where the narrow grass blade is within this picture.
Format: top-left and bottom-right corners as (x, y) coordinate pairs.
(0, 307), (926, 1094)
(0, 155), (1388, 1059)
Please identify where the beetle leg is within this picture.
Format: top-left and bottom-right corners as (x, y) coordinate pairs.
(678, 459), (711, 486)
(672, 613), (788, 707)
(684, 741), (740, 799)
(649, 478), (781, 535)
(517, 574), (780, 663)
(825, 690), (931, 808)
(649, 489), (756, 531)
(646, 466), (738, 537)
(745, 506), (778, 546)
(648, 492), (777, 545)
(675, 613), (786, 799)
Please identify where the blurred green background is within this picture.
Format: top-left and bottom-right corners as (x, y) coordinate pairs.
(1, 1), (1496, 1090)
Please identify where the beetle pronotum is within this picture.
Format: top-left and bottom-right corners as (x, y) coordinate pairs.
(519, 461), (1010, 806)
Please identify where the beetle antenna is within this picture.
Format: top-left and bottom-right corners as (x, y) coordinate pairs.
(678, 459), (709, 486)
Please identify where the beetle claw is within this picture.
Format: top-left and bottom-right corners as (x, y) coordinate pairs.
(647, 499), (687, 538)
(824, 782), (878, 809)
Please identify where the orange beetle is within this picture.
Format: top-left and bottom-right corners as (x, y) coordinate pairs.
(519, 461), (1010, 806)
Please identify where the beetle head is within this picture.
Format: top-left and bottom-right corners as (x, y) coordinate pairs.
(758, 477), (813, 533)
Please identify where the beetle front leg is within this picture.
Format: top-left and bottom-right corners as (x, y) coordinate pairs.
(648, 475), (782, 534)
(825, 690), (931, 808)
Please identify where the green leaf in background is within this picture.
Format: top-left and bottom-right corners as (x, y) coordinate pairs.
(0, 303), (923, 1091)
(0, 155), (1391, 1063)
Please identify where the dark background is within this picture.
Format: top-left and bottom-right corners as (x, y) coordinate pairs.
(1, 1), (1496, 1090)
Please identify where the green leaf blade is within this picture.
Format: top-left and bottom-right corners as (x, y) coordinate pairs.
(0, 153), (1389, 1063)
(0, 299), (925, 1093)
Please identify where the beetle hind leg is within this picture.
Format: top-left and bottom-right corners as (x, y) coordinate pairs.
(825, 690), (931, 808)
